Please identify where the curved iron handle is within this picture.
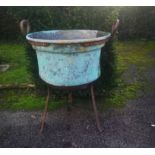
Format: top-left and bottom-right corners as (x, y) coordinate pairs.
(19, 19), (31, 35)
(111, 19), (120, 38)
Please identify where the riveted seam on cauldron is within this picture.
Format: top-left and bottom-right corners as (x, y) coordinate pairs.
(28, 38), (109, 47)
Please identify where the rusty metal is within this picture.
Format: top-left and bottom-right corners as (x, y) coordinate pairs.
(28, 40), (49, 47)
(68, 92), (73, 104)
(41, 78), (96, 90)
(29, 37), (107, 47)
(80, 38), (108, 47)
(19, 19), (30, 35)
(90, 85), (102, 132)
(66, 92), (73, 130)
(39, 83), (102, 133)
(39, 86), (50, 133)
(111, 19), (120, 37)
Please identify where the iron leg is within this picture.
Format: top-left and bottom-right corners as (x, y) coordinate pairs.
(39, 86), (50, 133)
(90, 85), (102, 132)
(66, 92), (72, 129)
(68, 92), (72, 105)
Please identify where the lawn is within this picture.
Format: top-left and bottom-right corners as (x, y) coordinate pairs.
(0, 42), (32, 84)
(0, 40), (155, 110)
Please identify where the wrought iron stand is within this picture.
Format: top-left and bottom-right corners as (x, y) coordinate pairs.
(39, 83), (102, 133)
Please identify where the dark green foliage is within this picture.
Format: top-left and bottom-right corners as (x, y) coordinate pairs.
(119, 6), (155, 40)
(95, 38), (117, 95)
(0, 7), (19, 41)
(0, 6), (120, 40)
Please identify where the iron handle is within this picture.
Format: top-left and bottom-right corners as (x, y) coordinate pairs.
(111, 19), (120, 38)
(19, 19), (31, 35)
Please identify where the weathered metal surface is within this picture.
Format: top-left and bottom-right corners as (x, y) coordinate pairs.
(26, 30), (111, 86)
(26, 30), (110, 44)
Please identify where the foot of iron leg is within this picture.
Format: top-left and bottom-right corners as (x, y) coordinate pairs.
(39, 87), (50, 133)
(90, 85), (102, 132)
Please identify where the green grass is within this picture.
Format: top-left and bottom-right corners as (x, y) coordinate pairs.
(103, 81), (142, 109)
(116, 41), (155, 73)
(0, 90), (66, 111)
(0, 43), (33, 84)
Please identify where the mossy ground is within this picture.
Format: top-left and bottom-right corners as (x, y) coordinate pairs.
(102, 40), (155, 109)
(0, 89), (66, 111)
(0, 41), (155, 111)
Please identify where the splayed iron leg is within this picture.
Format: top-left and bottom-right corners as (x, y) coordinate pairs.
(68, 92), (72, 110)
(90, 85), (102, 132)
(39, 86), (50, 133)
(65, 92), (72, 130)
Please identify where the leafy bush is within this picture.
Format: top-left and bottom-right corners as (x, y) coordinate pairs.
(0, 6), (120, 40)
(119, 6), (155, 40)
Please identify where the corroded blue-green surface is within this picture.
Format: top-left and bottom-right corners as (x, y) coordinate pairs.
(27, 30), (110, 86)
(36, 45), (101, 86)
